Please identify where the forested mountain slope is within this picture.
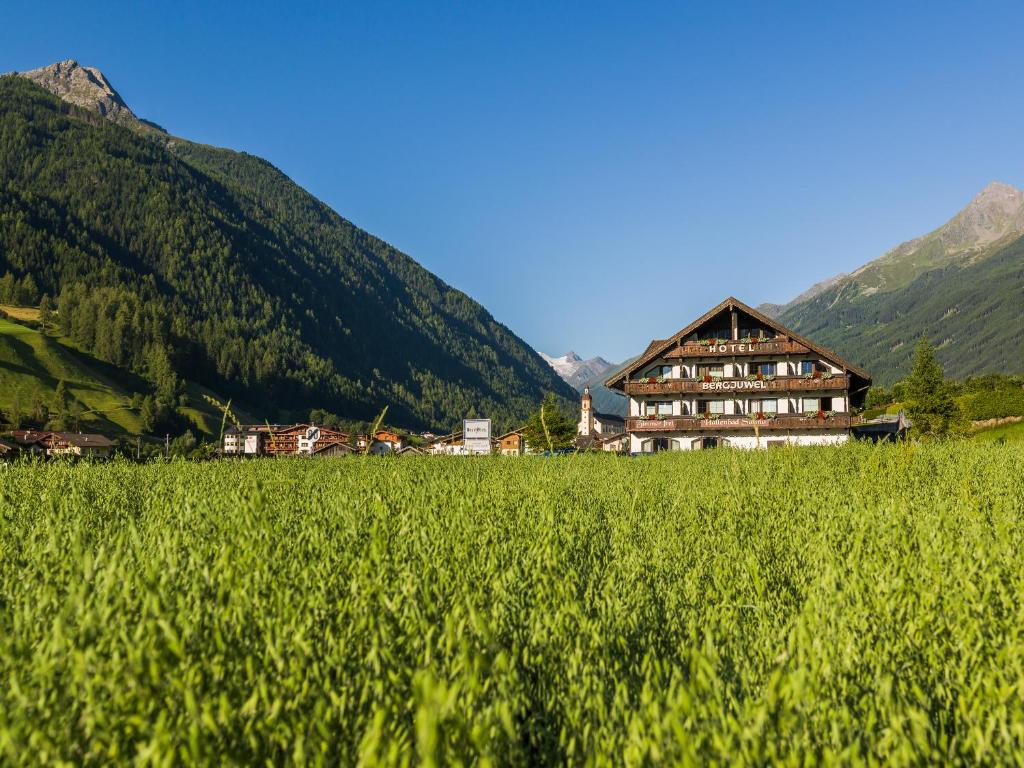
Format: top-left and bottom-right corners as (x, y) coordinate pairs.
(0, 73), (575, 430)
(774, 234), (1024, 385)
(761, 182), (1024, 385)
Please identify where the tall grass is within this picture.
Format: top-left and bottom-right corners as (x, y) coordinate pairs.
(1, 442), (1022, 764)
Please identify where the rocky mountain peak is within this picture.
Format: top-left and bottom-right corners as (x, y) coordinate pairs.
(539, 351), (615, 392)
(17, 59), (141, 127)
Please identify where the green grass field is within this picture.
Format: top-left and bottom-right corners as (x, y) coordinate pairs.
(1, 443), (1023, 764)
(0, 308), (248, 437)
(971, 419), (1024, 443)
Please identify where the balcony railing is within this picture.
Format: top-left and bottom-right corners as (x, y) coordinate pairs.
(664, 340), (810, 358)
(624, 374), (849, 395)
(626, 414), (857, 432)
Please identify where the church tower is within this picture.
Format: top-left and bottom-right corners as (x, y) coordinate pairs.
(579, 386), (594, 436)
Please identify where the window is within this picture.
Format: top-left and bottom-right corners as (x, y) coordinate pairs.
(643, 364), (673, 379)
(800, 360), (828, 375)
(739, 326), (770, 339)
(802, 397), (821, 414)
(643, 401), (673, 416)
(751, 399), (778, 414)
(697, 364), (725, 379)
(698, 400), (725, 415)
(756, 362), (776, 376)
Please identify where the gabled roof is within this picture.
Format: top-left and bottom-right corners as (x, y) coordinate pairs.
(7, 430), (54, 445)
(312, 441), (355, 455)
(52, 433), (115, 448)
(497, 427), (527, 440)
(605, 296), (871, 389)
(592, 411), (624, 425)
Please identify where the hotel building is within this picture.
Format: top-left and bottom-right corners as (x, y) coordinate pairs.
(605, 297), (871, 451)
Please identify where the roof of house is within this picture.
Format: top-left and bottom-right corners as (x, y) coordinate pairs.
(592, 411), (624, 425)
(56, 433), (115, 448)
(7, 429), (53, 445)
(397, 445), (427, 455)
(497, 427), (527, 440)
(312, 441), (355, 455)
(606, 296), (871, 389)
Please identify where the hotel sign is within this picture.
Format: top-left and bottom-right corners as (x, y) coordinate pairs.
(668, 341), (809, 358)
(701, 379), (767, 391)
(463, 419), (492, 455)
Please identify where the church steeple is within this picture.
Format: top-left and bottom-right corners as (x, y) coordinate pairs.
(579, 386), (594, 436)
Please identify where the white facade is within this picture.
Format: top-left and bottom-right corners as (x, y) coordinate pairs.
(629, 430), (850, 453)
(608, 298), (871, 452)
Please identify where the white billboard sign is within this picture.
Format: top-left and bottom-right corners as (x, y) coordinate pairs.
(463, 418), (492, 455)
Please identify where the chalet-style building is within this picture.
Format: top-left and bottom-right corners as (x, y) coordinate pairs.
(44, 432), (115, 458)
(605, 297), (871, 451)
(5, 430), (115, 458)
(223, 424), (350, 457)
(498, 428), (527, 456)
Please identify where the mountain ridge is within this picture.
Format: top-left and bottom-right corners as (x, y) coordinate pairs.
(761, 181), (1024, 317)
(0, 64), (577, 431)
(539, 350), (615, 391)
(759, 181), (1024, 385)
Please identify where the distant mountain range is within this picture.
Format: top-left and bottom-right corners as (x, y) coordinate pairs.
(760, 181), (1024, 385)
(0, 61), (578, 432)
(539, 351), (616, 391)
(539, 351), (629, 417)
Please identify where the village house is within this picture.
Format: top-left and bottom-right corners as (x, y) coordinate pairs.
(6, 430), (49, 457)
(604, 297), (871, 451)
(429, 431), (466, 455)
(370, 430), (405, 454)
(4, 430), (116, 459)
(396, 444), (427, 456)
(0, 437), (21, 460)
(497, 428), (527, 456)
(223, 424), (350, 457)
(43, 432), (116, 458)
(595, 432), (630, 453)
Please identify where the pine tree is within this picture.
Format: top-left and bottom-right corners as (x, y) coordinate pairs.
(54, 379), (69, 418)
(39, 294), (53, 330)
(906, 337), (965, 438)
(524, 393), (577, 452)
(140, 395), (158, 433)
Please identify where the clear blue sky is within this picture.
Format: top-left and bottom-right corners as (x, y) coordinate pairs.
(4, 1), (1023, 362)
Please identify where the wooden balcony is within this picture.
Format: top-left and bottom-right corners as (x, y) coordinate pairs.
(624, 374), (849, 396)
(664, 340), (810, 358)
(626, 414), (857, 432)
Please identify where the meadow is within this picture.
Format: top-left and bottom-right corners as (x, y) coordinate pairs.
(1, 443), (1023, 765)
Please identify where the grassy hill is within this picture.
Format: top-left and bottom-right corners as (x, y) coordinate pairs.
(971, 420), (1024, 443)
(0, 306), (244, 437)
